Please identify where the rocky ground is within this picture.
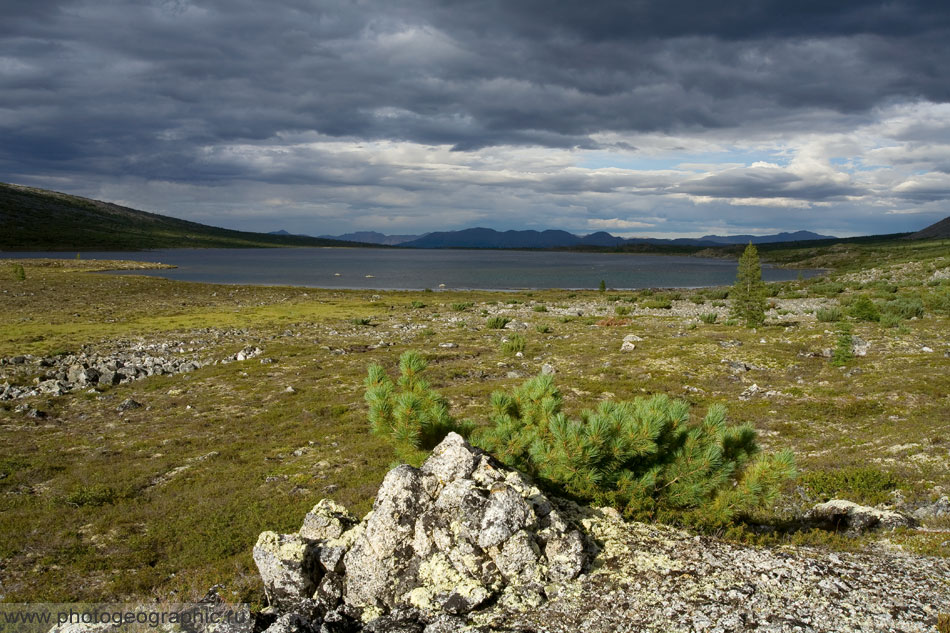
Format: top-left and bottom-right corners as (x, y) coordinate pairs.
(1, 252), (948, 626)
(250, 434), (950, 633)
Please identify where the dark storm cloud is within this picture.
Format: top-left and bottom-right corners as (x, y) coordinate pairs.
(677, 167), (859, 201)
(4, 1), (950, 167)
(1, 0), (949, 234)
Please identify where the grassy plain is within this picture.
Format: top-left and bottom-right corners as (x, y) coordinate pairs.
(0, 240), (948, 605)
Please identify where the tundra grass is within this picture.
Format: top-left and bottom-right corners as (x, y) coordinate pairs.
(0, 246), (948, 604)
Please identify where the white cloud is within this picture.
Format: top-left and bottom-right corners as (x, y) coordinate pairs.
(587, 218), (657, 229)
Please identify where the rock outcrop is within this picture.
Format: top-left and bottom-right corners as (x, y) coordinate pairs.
(0, 342), (264, 401)
(253, 434), (950, 632)
(253, 433), (586, 631)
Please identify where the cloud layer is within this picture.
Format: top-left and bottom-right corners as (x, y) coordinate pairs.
(2, 0), (950, 236)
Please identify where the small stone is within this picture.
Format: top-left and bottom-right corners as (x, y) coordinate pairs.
(117, 398), (142, 412)
(851, 336), (870, 357)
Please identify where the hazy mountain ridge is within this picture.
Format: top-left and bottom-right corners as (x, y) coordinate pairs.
(398, 227), (836, 249)
(317, 231), (424, 246)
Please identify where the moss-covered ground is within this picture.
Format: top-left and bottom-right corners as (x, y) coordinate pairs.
(0, 242), (948, 604)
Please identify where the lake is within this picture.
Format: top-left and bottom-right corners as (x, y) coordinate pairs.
(4, 248), (821, 290)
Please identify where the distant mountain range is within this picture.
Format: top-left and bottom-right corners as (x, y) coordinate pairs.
(314, 230), (424, 246)
(318, 227), (836, 249)
(10, 180), (944, 252)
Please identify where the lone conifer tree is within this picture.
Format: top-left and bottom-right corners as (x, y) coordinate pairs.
(730, 243), (767, 327)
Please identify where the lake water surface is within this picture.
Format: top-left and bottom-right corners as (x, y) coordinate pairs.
(5, 248), (820, 290)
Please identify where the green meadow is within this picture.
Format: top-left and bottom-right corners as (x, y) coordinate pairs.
(1, 240), (948, 604)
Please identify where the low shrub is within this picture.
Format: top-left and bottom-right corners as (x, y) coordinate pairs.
(65, 484), (125, 507)
(501, 334), (526, 354)
(451, 302), (474, 311)
(533, 304), (548, 312)
(809, 281), (846, 297)
(799, 466), (901, 506)
(642, 298), (673, 310)
(699, 313), (718, 324)
(847, 296), (880, 322)
(927, 287), (950, 314)
(831, 322), (853, 366)
(351, 317), (373, 326)
(486, 316), (511, 329)
(882, 297), (924, 320)
(614, 305), (631, 316)
(704, 288), (729, 300)
(410, 301), (426, 309)
(815, 306), (842, 322)
(535, 324), (551, 334)
(364, 352), (474, 462)
(477, 375), (796, 528)
(879, 313), (902, 328)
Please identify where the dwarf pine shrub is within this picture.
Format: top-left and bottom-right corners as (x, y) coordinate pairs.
(883, 297), (924, 320)
(365, 352), (473, 462)
(815, 306), (842, 322)
(501, 334), (526, 354)
(831, 323), (853, 366)
(486, 316), (510, 329)
(848, 295), (880, 322)
(642, 298), (673, 310)
(364, 353), (795, 528)
(477, 374), (795, 528)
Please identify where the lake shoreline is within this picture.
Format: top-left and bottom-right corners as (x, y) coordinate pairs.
(1, 248), (821, 290)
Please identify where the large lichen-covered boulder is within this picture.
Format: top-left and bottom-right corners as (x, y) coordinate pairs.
(342, 433), (586, 617)
(252, 432), (587, 628)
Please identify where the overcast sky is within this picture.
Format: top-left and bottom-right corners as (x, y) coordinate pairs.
(3, 0), (950, 238)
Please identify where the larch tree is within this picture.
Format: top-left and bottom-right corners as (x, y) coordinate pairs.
(730, 243), (768, 327)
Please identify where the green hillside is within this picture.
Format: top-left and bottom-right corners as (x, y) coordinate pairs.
(0, 182), (361, 251)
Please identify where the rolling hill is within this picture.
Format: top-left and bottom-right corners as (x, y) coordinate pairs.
(0, 182), (362, 251)
(906, 216), (950, 240)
